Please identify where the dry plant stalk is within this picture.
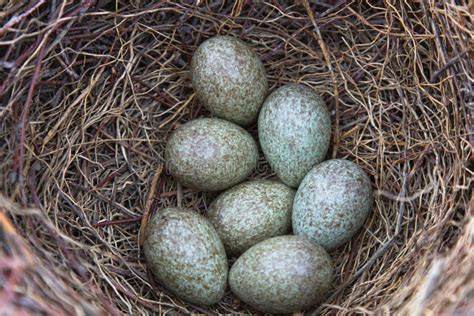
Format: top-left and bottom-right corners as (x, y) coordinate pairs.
(0, 1), (472, 315)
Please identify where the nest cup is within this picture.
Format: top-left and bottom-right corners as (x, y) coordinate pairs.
(0, 1), (472, 315)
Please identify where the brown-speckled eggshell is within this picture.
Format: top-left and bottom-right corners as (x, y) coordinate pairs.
(143, 207), (228, 306)
(165, 118), (258, 192)
(258, 84), (331, 188)
(292, 159), (373, 250)
(229, 235), (333, 314)
(191, 35), (268, 126)
(207, 180), (295, 257)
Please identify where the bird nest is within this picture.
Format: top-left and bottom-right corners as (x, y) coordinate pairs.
(0, 1), (472, 315)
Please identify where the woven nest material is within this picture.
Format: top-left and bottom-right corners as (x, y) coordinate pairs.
(1, 1), (473, 315)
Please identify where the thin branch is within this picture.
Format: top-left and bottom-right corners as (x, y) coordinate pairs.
(92, 217), (141, 227)
(429, 50), (470, 83)
(16, 44), (47, 203)
(303, 0), (341, 158)
(0, 0), (46, 37)
(139, 164), (164, 246)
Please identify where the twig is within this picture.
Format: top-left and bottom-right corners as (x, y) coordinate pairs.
(13, 0), (98, 199)
(303, 1), (340, 158)
(0, 0), (46, 37)
(319, 0), (348, 18)
(96, 164), (128, 188)
(131, 75), (176, 107)
(1, 0), (95, 98)
(15, 44), (47, 203)
(0, 36), (43, 97)
(139, 164), (164, 246)
(177, 182), (183, 208)
(160, 189), (193, 198)
(93, 217), (142, 227)
(429, 50), (469, 83)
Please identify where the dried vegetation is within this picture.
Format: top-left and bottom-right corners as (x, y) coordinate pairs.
(0, 1), (472, 315)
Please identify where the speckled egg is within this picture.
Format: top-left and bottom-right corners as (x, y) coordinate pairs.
(292, 159), (373, 250)
(207, 180), (295, 257)
(229, 235), (333, 313)
(165, 118), (258, 191)
(191, 35), (268, 126)
(143, 207), (228, 305)
(258, 84), (331, 188)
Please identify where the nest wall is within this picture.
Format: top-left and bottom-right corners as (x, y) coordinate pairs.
(0, 1), (473, 315)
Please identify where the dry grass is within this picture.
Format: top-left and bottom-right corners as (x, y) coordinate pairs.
(0, 1), (473, 315)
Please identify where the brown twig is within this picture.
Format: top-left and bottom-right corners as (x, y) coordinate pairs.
(92, 216), (142, 227)
(303, 0), (341, 158)
(429, 49), (470, 83)
(15, 44), (47, 203)
(139, 164), (164, 246)
(0, 0), (47, 37)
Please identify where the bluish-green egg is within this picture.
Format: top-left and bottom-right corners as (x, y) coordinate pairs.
(229, 235), (333, 313)
(165, 118), (258, 191)
(191, 36), (267, 126)
(143, 207), (228, 305)
(292, 159), (373, 250)
(207, 180), (295, 257)
(258, 84), (331, 188)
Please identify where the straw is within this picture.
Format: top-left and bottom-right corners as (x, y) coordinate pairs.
(0, 1), (472, 314)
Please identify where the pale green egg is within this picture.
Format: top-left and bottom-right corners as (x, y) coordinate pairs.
(165, 118), (258, 192)
(143, 207), (228, 305)
(229, 235), (333, 313)
(191, 36), (267, 126)
(207, 180), (295, 257)
(292, 159), (373, 250)
(258, 84), (331, 188)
